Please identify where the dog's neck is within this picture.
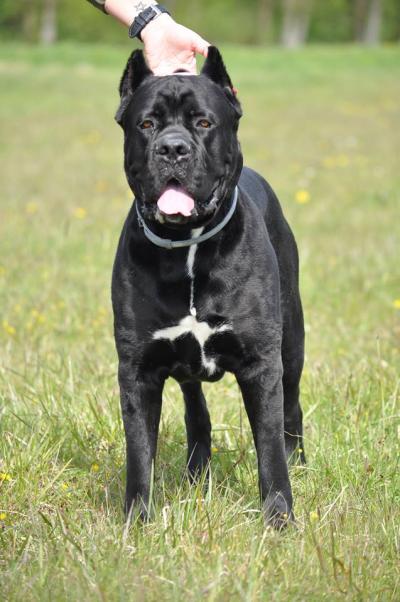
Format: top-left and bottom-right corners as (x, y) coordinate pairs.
(134, 187), (239, 250)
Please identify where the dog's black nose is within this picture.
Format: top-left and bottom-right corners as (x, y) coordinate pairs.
(155, 134), (190, 160)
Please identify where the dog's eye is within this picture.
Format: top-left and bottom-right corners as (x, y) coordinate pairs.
(197, 119), (211, 129)
(140, 120), (154, 130)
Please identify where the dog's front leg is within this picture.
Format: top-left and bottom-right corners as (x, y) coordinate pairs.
(236, 358), (293, 529)
(118, 363), (163, 521)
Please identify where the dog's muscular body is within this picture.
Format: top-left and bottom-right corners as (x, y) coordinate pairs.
(112, 48), (305, 528)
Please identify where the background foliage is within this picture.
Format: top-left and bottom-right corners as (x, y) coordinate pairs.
(0, 0), (399, 45)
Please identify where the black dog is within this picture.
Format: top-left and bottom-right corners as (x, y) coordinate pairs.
(112, 47), (305, 529)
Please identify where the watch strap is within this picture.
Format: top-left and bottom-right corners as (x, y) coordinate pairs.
(128, 4), (170, 40)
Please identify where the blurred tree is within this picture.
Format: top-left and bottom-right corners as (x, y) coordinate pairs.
(353, 0), (382, 45)
(0, 0), (399, 44)
(280, 0), (313, 47)
(40, 0), (58, 44)
(364, 0), (382, 44)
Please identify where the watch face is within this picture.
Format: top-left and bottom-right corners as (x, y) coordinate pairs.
(136, 1), (157, 13)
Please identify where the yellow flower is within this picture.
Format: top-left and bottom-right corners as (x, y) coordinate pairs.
(295, 189), (310, 204)
(91, 463), (100, 473)
(337, 154), (349, 167)
(0, 472), (11, 482)
(61, 482), (69, 490)
(211, 447), (219, 453)
(0, 513), (7, 521)
(25, 201), (38, 214)
(309, 510), (319, 522)
(392, 299), (400, 310)
(31, 309), (45, 323)
(322, 156), (335, 168)
(2, 321), (16, 336)
(73, 207), (87, 220)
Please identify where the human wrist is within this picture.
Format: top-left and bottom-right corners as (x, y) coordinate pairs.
(129, 5), (171, 41)
(141, 12), (174, 43)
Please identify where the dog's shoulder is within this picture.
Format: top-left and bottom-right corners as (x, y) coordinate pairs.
(239, 166), (282, 221)
(240, 165), (295, 242)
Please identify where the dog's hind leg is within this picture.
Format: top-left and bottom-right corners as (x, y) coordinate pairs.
(282, 340), (306, 465)
(180, 382), (211, 481)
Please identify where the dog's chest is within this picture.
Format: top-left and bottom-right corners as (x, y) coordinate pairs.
(145, 231), (241, 381)
(152, 312), (231, 377)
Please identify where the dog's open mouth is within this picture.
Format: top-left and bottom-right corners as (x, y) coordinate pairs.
(157, 180), (194, 218)
(154, 179), (222, 226)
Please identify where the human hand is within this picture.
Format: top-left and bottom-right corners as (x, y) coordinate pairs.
(141, 13), (209, 75)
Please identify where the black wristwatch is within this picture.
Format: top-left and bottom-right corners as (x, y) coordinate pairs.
(128, 4), (170, 40)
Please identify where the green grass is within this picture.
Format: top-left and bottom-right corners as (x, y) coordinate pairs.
(0, 43), (399, 600)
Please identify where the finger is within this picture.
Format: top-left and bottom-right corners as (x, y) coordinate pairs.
(192, 35), (210, 58)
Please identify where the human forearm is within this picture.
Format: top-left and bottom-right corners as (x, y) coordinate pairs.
(105, 0), (157, 27)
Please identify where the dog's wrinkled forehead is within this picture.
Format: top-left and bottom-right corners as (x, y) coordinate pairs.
(139, 76), (203, 108)
(130, 77), (224, 117)
(115, 46), (242, 126)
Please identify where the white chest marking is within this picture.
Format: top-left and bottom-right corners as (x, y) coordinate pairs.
(186, 228), (203, 278)
(187, 227), (203, 316)
(153, 227), (230, 375)
(153, 315), (230, 374)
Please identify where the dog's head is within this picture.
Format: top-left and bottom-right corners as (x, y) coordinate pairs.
(116, 47), (243, 227)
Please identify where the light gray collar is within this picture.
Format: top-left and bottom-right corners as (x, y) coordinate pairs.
(135, 187), (238, 250)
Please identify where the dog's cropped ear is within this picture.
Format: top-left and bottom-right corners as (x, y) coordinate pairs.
(115, 50), (152, 125)
(201, 46), (242, 118)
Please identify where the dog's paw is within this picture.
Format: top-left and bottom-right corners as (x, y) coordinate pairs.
(263, 492), (294, 531)
(125, 496), (151, 524)
(265, 509), (295, 531)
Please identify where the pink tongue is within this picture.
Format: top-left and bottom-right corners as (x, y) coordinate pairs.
(157, 185), (194, 217)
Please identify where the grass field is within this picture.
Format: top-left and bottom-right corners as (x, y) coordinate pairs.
(0, 43), (399, 600)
